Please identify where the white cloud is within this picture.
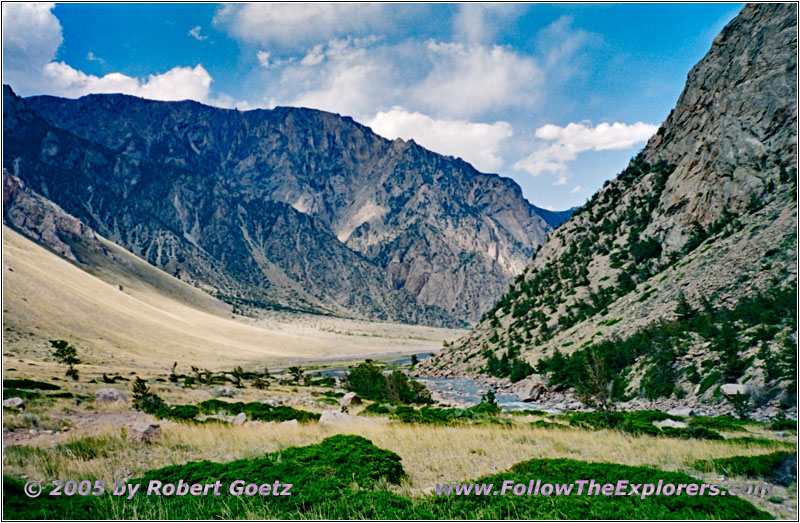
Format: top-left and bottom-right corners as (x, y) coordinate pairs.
(413, 42), (541, 118)
(514, 121), (658, 176)
(300, 44), (325, 66)
(188, 26), (208, 41)
(86, 52), (104, 63)
(257, 51), (271, 68)
(41, 62), (213, 103)
(452, 4), (522, 44)
(571, 185), (582, 193)
(368, 107), (513, 172)
(213, 3), (388, 47)
(290, 62), (385, 117)
(554, 175), (568, 185)
(2, 3), (63, 91)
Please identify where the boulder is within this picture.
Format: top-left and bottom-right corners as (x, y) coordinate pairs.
(720, 384), (750, 397)
(94, 388), (129, 404)
(667, 408), (695, 417)
(127, 423), (161, 444)
(515, 375), (549, 402)
(232, 412), (247, 425)
(340, 392), (361, 406)
(280, 419), (299, 427)
(3, 397), (24, 410)
(213, 386), (236, 398)
(318, 410), (369, 425)
(653, 419), (688, 429)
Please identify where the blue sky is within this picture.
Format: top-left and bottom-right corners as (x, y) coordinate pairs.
(2, 3), (744, 210)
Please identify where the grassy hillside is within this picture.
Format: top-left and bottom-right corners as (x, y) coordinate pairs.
(2, 226), (462, 373)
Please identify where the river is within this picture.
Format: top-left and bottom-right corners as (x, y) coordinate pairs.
(314, 353), (546, 411)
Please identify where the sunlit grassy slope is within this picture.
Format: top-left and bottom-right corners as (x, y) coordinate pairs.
(2, 226), (462, 372)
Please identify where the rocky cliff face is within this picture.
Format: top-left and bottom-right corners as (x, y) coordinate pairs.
(3, 86), (564, 326)
(419, 4), (797, 418)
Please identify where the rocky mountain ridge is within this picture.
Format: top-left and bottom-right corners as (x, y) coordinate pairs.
(3, 86), (568, 327)
(418, 3), (797, 419)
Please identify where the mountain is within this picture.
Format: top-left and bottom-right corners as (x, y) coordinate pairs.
(419, 4), (797, 417)
(3, 86), (567, 327)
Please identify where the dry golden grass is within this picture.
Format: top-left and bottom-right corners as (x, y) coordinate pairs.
(2, 226), (463, 373)
(4, 392), (797, 518)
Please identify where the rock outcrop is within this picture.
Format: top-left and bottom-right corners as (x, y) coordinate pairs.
(420, 4), (797, 418)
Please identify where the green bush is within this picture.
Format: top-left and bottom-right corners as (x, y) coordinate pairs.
(2, 378), (60, 390)
(427, 458), (769, 519)
(3, 438), (770, 520)
(156, 405), (201, 422)
(196, 399), (319, 422)
(364, 403), (392, 415)
(770, 419), (797, 431)
(344, 362), (431, 404)
(688, 416), (747, 432)
(3, 388), (42, 399)
(692, 451), (796, 486)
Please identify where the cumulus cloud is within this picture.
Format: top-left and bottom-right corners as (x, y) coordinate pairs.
(213, 3), (390, 47)
(188, 26), (208, 41)
(2, 2), (63, 91)
(514, 121), (658, 176)
(42, 62), (213, 103)
(1, 3), (236, 107)
(257, 51), (271, 68)
(413, 41), (541, 118)
(571, 185), (582, 193)
(368, 107), (513, 172)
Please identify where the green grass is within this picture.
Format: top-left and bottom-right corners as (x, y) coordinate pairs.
(3, 435), (771, 520)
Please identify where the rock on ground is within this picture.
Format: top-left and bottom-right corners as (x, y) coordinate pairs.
(213, 387), (236, 398)
(340, 392), (361, 406)
(654, 419), (689, 429)
(318, 410), (369, 425)
(232, 412), (247, 425)
(3, 398), (24, 410)
(127, 423), (161, 444)
(94, 388), (129, 404)
(721, 384), (750, 397)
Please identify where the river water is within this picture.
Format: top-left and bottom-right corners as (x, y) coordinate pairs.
(315, 353), (544, 411)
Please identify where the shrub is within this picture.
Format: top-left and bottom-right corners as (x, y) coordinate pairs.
(692, 452), (796, 486)
(2, 379), (60, 390)
(689, 415), (748, 432)
(770, 419), (797, 431)
(344, 362), (431, 404)
(155, 405), (200, 422)
(363, 403), (392, 415)
(3, 388), (42, 399)
(428, 458), (769, 519)
(131, 377), (165, 414)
